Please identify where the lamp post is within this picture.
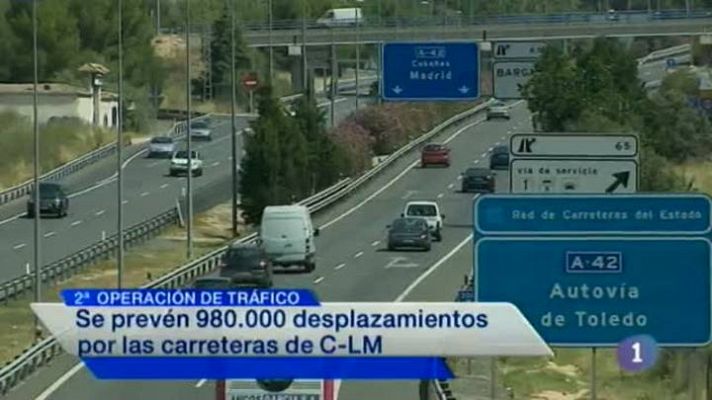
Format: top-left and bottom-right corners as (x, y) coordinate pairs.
(31, 0), (42, 341)
(230, 0), (238, 237)
(268, 0), (273, 83)
(117, 0), (125, 288)
(185, 0), (194, 259)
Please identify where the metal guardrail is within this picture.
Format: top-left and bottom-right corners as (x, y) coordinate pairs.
(0, 98), (493, 396)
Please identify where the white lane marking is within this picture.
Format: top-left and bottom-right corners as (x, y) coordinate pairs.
(95, 210), (106, 216)
(0, 214), (21, 227)
(70, 220), (82, 227)
(313, 276), (325, 284)
(395, 233), (473, 302)
(140, 192), (150, 197)
(487, 147), (493, 152)
(43, 231), (56, 238)
(319, 119), (483, 230)
(160, 183), (169, 189)
(447, 183), (454, 189)
(195, 379), (207, 388)
(335, 263), (346, 270)
(456, 175), (462, 180)
(480, 152), (488, 157)
(495, 142), (500, 145)
(354, 251), (364, 258)
(437, 193), (444, 198)
(371, 241), (380, 247)
(13, 243), (26, 250)
(211, 161), (220, 167)
(122, 200), (129, 205)
(34, 362), (85, 400)
(473, 160), (479, 164)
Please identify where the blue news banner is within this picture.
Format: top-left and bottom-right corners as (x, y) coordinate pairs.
(61, 289), (449, 379)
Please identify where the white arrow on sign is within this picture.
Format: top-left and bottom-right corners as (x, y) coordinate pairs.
(458, 86), (470, 94)
(392, 86), (403, 94)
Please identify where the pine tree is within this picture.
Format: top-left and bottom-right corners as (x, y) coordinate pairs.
(210, 1), (250, 97)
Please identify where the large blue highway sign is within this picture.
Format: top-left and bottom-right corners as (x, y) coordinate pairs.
(474, 194), (712, 236)
(381, 42), (480, 101)
(475, 237), (712, 346)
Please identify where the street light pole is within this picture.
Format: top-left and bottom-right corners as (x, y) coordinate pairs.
(302, 0), (308, 97)
(355, 6), (360, 110)
(268, 0), (273, 83)
(117, 0), (125, 288)
(330, 27), (336, 128)
(32, 0), (42, 340)
(185, 0), (194, 259)
(230, 0), (238, 237)
(156, 0), (161, 34)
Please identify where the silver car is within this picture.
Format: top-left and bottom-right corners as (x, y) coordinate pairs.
(147, 136), (176, 158)
(486, 101), (510, 120)
(190, 120), (212, 141)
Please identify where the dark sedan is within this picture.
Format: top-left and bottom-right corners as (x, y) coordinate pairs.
(461, 168), (495, 193)
(27, 182), (69, 218)
(489, 145), (509, 170)
(387, 218), (431, 251)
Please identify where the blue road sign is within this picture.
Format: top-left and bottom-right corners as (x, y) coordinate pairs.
(475, 237), (712, 346)
(381, 42), (480, 101)
(474, 194), (712, 236)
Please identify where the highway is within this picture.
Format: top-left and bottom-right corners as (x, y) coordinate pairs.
(1, 45), (673, 399)
(0, 97), (356, 284)
(6, 99), (528, 400)
(242, 17), (711, 47)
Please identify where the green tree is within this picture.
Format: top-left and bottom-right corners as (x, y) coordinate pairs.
(0, 8), (15, 81)
(521, 45), (583, 131)
(292, 94), (343, 192)
(209, 0), (250, 98)
(6, 0), (80, 82)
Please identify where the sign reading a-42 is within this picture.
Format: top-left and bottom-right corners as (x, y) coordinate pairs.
(381, 42), (480, 101)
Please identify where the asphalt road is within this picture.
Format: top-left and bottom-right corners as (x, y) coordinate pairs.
(243, 18), (710, 47)
(0, 96), (357, 284)
(8, 101), (530, 400)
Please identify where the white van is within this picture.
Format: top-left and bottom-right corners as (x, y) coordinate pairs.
(259, 205), (319, 272)
(316, 8), (363, 28)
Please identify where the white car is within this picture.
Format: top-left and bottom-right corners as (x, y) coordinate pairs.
(169, 150), (203, 177)
(401, 201), (444, 241)
(190, 120), (212, 141)
(486, 101), (510, 120)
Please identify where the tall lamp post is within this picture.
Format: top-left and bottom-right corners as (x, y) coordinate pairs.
(185, 0), (194, 259)
(268, 0), (273, 83)
(117, 0), (125, 288)
(31, 0), (42, 340)
(230, 0), (238, 237)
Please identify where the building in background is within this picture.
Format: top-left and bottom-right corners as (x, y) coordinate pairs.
(0, 83), (118, 128)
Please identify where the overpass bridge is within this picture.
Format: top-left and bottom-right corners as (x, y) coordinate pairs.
(241, 10), (712, 47)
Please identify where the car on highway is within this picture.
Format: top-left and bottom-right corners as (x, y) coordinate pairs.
(489, 145), (509, 170)
(401, 201), (444, 241)
(386, 217), (431, 251)
(461, 167), (495, 193)
(192, 276), (233, 289)
(219, 243), (273, 288)
(486, 101), (510, 120)
(147, 136), (176, 158)
(420, 143), (450, 167)
(259, 205), (319, 272)
(316, 7), (363, 28)
(169, 150), (203, 177)
(27, 182), (69, 218)
(190, 120), (212, 141)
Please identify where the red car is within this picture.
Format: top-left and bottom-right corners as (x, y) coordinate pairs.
(421, 143), (450, 167)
